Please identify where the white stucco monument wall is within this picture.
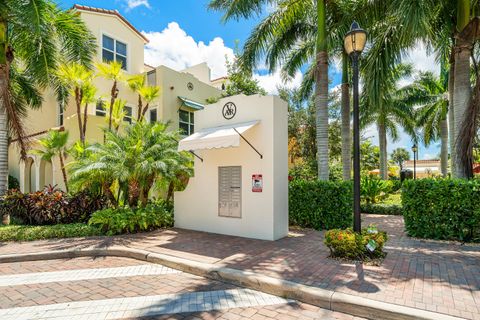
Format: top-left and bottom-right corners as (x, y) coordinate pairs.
(174, 94), (288, 240)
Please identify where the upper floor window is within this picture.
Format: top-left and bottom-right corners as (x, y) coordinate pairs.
(149, 108), (157, 123)
(179, 109), (194, 136)
(96, 100), (106, 117)
(124, 106), (133, 124)
(102, 35), (127, 70)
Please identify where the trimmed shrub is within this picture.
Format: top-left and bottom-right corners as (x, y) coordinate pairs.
(402, 179), (480, 242)
(361, 203), (402, 215)
(8, 175), (20, 190)
(289, 180), (352, 230)
(324, 226), (388, 260)
(89, 203), (174, 235)
(0, 223), (103, 242)
(0, 187), (106, 225)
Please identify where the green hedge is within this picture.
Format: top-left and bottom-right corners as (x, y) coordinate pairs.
(289, 180), (352, 230)
(361, 203), (402, 215)
(0, 223), (103, 242)
(402, 179), (480, 242)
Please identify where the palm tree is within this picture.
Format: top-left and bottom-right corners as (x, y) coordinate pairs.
(209, 0), (371, 180)
(361, 64), (417, 179)
(138, 86), (161, 120)
(127, 74), (145, 120)
(399, 71), (449, 176)
(107, 99), (127, 132)
(57, 63), (94, 143)
(70, 122), (192, 208)
(81, 82), (97, 140)
(0, 1), (95, 195)
(34, 130), (70, 192)
(95, 61), (124, 131)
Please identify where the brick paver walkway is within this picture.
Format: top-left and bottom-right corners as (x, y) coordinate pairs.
(0, 215), (478, 319)
(0, 257), (362, 320)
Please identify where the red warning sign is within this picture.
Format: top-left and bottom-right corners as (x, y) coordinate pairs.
(252, 174), (263, 192)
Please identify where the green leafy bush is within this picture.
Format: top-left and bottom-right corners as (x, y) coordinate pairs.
(289, 180), (352, 230)
(8, 175), (20, 190)
(361, 177), (392, 204)
(89, 203), (173, 235)
(361, 203), (403, 215)
(324, 226), (388, 260)
(402, 179), (480, 242)
(0, 187), (106, 225)
(0, 223), (103, 242)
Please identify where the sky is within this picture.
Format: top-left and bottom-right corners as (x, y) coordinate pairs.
(60, 0), (441, 159)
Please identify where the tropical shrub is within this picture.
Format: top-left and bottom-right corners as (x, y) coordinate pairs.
(402, 179), (480, 242)
(88, 203), (173, 235)
(69, 121), (192, 208)
(289, 180), (352, 230)
(0, 186), (106, 225)
(8, 175), (20, 190)
(324, 226), (388, 260)
(0, 223), (103, 242)
(361, 177), (392, 204)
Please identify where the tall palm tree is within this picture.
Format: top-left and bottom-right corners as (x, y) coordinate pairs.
(361, 64), (417, 179)
(127, 74), (145, 120)
(0, 1), (95, 195)
(57, 63), (94, 143)
(96, 61), (124, 131)
(453, 0), (471, 178)
(34, 130), (70, 192)
(209, 0), (370, 180)
(138, 86), (161, 120)
(341, 52), (351, 180)
(399, 71), (449, 176)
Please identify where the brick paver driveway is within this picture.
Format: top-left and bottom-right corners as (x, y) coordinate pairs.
(0, 257), (362, 320)
(0, 214), (478, 319)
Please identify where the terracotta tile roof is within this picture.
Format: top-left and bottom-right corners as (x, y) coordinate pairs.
(73, 4), (149, 43)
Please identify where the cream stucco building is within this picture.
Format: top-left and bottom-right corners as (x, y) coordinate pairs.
(8, 4), (223, 193)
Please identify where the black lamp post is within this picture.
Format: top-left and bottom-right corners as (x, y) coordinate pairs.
(412, 144), (418, 180)
(344, 22), (367, 233)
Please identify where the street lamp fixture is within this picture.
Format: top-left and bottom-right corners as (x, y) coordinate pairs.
(344, 22), (367, 233)
(412, 144), (418, 180)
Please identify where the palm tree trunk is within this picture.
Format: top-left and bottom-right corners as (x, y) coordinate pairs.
(378, 121), (388, 179)
(166, 181), (175, 202)
(453, 1), (471, 178)
(137, 94), (143, 121)
(0, 19), (9, 196)
(75, 87), (84, 143)
(108, 80), (117, 131)
(141, 103), (150, 118)
(341, 53), (351, 180)
(440, 119), (448, 177)
(315, 0), (329, 180)
(82, 103), (88, 141)
(448, 58), (455, 176)
(58, 153), (69, 193)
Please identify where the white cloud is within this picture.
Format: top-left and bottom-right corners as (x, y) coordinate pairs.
(253, 70), (303, 94)
(125, 0), (150, 10)
(404, 42), (439, 75)
(143, 22), (235, 80)
(142, 22), (302, 93)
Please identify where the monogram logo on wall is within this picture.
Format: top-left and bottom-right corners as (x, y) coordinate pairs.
(222, 102), (237, 120)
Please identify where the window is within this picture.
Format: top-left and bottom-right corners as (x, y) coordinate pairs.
(124, 106), (133, 124)
(218, 166), (242, 218)
(96, 100), (106, 117)
(179, 109), (194, 135)
(149, 108), (157, 123)
(102, 35), (127, 70)
(58, 104), (64, 126)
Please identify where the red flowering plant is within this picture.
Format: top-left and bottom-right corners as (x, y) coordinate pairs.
(324, 225), (388, 260)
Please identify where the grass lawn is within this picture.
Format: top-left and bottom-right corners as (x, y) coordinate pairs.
(380, 192), (402, 205)
(0, 223), (103, 242)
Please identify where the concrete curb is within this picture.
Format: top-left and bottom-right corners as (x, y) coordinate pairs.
(0, 247), (463, 320)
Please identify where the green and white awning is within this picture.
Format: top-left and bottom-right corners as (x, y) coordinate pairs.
(178, 96), (204, 110)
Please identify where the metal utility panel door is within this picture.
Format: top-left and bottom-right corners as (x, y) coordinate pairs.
(218, 166), (242, 218)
